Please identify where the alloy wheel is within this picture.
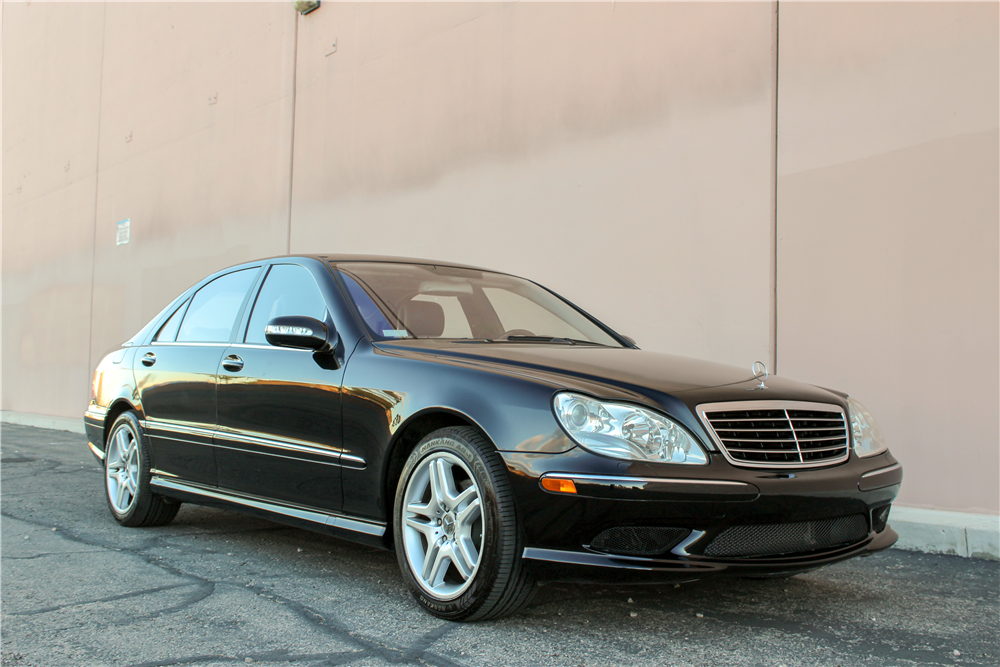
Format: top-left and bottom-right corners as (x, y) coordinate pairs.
(106, 424), (139, 514)
(401, 451), (484, 600)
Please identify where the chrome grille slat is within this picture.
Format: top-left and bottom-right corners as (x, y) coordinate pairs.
(718, 434), (848, 443)
(717, 426), (844, 432)
(726, 448), (812, 454)
(696, 400), (851, 469)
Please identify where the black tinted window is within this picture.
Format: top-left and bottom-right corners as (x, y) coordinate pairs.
(154, 299), (189, 342)
(339, 272), (394, 337)
(246, 264), (328, 344)
(335, 262), (620, 346)
(176, 269), (257, 343)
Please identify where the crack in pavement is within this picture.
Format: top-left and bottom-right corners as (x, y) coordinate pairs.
(3, 509), (464, 667)
(7, 584), (193, 616)
(231, 582), (463, 667)
(128, 648), (369, 667)
(2, 550), (107, 560)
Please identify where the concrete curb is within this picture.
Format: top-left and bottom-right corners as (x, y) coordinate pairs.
(890, 506), (999, 561)
(2, 411), (86, 434)
(2, 411), (997, 560)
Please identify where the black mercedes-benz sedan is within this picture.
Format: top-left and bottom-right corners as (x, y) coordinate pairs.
(84, 255), (902, 621)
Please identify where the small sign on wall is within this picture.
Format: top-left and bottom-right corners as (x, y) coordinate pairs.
(116, 219), (130, 246)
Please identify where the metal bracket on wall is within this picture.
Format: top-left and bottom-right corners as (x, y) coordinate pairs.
(293, 0), (320, 16)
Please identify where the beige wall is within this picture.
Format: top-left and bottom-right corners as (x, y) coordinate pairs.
(3, 2), (997, 514)
(776, 2), (999, 514)
(3, 2), (106, 416)
(289, 2), (777, 368)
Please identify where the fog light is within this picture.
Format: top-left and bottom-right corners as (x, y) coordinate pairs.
(872, 504), (891, 533)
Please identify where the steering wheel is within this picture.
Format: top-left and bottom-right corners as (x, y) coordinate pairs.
(498, 329), (535, 339)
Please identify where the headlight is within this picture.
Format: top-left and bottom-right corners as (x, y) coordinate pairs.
(847, 397), (887, 458)
(553, 392), (708, 464)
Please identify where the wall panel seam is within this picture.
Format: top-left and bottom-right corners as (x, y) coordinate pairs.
(770, 0), (780, 375)
(286, 15), (299, 255)
(86, 1), (109, 390)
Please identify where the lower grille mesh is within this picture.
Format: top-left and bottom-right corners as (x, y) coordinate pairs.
(589, 527), (688, 556)
(703, 515), (868, 558)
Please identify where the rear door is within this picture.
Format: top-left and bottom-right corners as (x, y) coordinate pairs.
(215, 261), (348, 512)
(135, 267), (261, 486)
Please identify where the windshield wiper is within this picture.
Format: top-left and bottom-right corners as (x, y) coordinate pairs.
(501, 335), (605, 346)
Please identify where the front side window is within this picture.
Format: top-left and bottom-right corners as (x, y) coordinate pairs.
(334, 262), (621, 346)
(245, 264), (328, 345)
(176, 269), (258, 343)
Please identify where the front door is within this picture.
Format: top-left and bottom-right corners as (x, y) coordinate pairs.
(215, 263), (346, 512)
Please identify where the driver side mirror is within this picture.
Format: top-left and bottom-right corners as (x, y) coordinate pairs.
(265, 316), (338, 354)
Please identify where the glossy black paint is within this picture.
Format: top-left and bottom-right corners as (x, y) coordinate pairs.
(215, 343), (345, 511)
(85, 254), (901, 581)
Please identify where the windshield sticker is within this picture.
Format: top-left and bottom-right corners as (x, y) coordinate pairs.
(382, 330), (409, 337)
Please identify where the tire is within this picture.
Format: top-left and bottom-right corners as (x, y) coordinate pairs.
(104, 411), (180, 527)
(393, 426), (535, 621)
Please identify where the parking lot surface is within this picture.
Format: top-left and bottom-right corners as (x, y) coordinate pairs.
(2, 423), (997, 667)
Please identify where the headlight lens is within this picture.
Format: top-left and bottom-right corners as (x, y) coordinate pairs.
(553, 392), (708, 464)
(848, 397), (888, 458)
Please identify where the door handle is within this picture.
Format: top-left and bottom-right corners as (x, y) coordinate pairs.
(141, 352), (156, 367)
(222, 354), (244, 372)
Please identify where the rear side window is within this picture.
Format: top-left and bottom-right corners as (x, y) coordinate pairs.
(153, 299), (189, 342)
(245, 265), (328, 345)
(176, 269), (257, 343)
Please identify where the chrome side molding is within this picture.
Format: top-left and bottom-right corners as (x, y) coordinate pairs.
(149, 477), (385, 537)
(142, 418), (367, 469)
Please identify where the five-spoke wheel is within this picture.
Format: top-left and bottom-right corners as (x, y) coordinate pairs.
(402, 452), (483, 600)
(393, 426), (535, 621)
(103, 411), (180, 527)
(106, 422), (140, 513)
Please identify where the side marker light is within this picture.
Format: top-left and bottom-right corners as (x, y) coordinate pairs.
(541, 478), (577, 494)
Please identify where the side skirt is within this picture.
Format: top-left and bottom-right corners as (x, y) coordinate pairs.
(149, 476), (388, 550)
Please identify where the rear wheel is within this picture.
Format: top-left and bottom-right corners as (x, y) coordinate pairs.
(393, 426), (535, 621)
(104, 411), (179, 527)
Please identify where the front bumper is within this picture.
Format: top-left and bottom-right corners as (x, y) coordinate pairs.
(523, 526), (898, 582)
(501, 446), (901, 579)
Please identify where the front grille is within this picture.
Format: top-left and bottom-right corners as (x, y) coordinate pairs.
(588, 526), (688, 556)
(703, 514), (869, 558)
(698, 401), (850, 468)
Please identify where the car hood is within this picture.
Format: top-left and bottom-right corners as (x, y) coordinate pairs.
(373, 341), (835, 401)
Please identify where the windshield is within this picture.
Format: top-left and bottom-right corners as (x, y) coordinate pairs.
(334, 262), (622, 346)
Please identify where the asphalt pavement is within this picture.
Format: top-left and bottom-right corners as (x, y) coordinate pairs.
(2, 423), (997, 667)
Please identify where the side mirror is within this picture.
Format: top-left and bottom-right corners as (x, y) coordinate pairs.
(265, 316), (338, 354)
(621, 335), (637, 347)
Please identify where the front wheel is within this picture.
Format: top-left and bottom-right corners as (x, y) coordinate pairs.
(393, 426), (535, 621)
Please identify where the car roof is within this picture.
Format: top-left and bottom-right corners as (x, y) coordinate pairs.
(266, 254), (494, 273)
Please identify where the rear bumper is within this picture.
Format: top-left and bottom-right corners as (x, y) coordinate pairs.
(83, 405), (107, 464)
